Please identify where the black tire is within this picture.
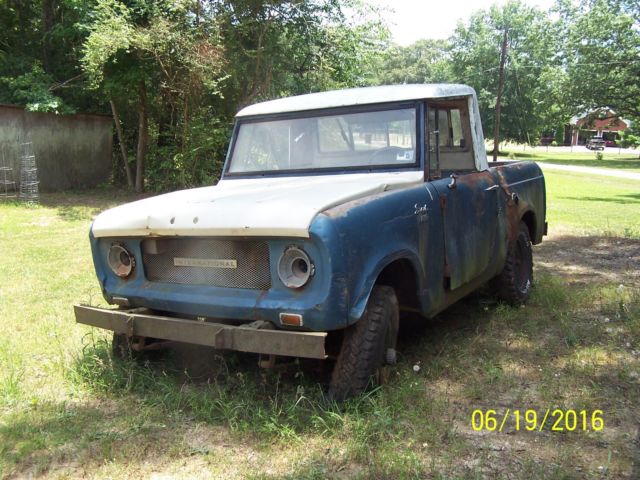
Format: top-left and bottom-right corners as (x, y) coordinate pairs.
(328, 285), (399, 402)
(494, 220), (533, 304)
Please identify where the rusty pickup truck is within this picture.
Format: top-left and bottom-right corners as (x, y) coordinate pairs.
(75, 84), (546, 400)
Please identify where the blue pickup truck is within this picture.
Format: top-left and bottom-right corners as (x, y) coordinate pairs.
(75, 84), (546, 400)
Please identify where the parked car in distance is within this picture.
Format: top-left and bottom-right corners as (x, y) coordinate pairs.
(75, 84), (547, 401)
(586, 136), (606, 150)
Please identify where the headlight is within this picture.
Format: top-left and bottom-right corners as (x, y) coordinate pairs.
(278, 246), (314, 289)
(108, 243), (135, 278)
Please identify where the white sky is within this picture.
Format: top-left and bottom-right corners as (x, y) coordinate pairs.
(367, 0), (557, 45)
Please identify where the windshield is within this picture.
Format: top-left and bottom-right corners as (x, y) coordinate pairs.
(227, 107), (417, 174)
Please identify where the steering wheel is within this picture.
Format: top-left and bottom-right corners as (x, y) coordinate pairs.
(367, 146), (406, 165)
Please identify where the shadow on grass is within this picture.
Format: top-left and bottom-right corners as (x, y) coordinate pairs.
(534, 234), (640, 284)
(37, 188), (150, 223)
(537, 159), (640, 170)
(559, 193), (640, 204)
(509, 152), (640, 170)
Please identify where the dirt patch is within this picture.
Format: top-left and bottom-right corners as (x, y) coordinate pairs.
(534, 232), (640, 288)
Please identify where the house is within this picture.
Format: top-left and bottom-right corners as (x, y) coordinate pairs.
(565, 109), (630, 146)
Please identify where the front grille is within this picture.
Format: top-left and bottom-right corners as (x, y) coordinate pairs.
(142, 238), (271, 290)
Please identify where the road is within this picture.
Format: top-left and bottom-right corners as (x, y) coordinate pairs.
(492, 156), (640, 181)
(535, 162), (640, 181)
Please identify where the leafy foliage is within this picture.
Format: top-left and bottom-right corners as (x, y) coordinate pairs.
(449, 1), (569, 144)
(561, 0), (640, 122)
(0, 0), (637, 190)
(375, 39), (454, 85)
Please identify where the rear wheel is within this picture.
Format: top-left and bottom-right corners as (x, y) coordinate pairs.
(328, 286), (399, 402)
(493, 220), (533, 304)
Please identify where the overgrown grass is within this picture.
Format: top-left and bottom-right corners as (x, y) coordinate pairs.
(505, 150), (640, 172)
(1, 181), (639, 478)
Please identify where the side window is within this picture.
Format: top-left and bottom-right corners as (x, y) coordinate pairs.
(450, 109), (464, 147)
(438, 108), (465, 148)
(428, 101), (475, 172)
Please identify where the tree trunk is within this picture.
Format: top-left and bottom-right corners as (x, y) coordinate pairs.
(135, 81), (149, 193)
(109, 99), (134, 189)
(41, 0), (56, 73)
(493, 29), (509, 162)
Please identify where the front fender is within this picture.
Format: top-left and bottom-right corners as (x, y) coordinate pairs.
(320, 184), (436, 326)
(348, 248), (424, 323)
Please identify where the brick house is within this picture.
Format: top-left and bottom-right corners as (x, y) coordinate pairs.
(566, 109), (630, 146)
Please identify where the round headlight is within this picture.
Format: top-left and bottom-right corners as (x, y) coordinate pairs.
(108, 243), (135, 278)
(278, 247), (314, 289)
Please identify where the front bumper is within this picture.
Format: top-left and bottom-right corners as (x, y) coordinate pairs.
(74, 305), (327, 359)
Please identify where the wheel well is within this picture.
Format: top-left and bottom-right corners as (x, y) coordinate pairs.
(376, 259), (420, 311)
(521, 211), (536, 240)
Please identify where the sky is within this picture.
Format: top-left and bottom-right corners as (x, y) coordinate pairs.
(367, 0), (557, 46)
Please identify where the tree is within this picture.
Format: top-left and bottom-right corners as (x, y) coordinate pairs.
(1, 0), (391, 191)
(450, 1), (568, 145)
(374, 39), (454, 85)
(0, 0), (95, 113)
(560, 0), (640, 124)
(213, 0), (388, 112)
(82, 0), (225, 191)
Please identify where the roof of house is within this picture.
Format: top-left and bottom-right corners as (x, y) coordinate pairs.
(236, 84), (476, 117)
(570, 109), (631, 130)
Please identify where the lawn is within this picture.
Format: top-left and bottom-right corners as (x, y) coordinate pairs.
(544, 171), (640, 238)
(0, 174), (639, 479)
(504, 150), (640, 173)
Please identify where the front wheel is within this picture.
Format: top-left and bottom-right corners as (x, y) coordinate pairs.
(493, 220), (533, 304)
(328, 286), (399, 402)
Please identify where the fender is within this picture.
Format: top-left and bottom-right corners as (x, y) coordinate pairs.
(348, 249), (425, 324)
(320, 184), (439, 326)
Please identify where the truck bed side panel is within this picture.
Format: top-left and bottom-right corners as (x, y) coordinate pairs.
(491, 161), (546, 245)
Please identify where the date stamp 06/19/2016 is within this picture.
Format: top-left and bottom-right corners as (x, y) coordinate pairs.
(471, 409), (604, 433)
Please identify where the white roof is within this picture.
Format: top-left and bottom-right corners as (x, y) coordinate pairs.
(236, 84), (476, 117)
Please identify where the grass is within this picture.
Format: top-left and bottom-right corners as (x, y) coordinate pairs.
(504, 150), (640, 172)
(544, 171), (640, 238)
(0, 176), (639, 479)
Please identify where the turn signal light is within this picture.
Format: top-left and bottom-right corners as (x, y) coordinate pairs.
(279, 313), (303, 327)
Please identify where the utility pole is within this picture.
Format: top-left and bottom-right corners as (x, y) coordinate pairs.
(493, 28), (509, 162)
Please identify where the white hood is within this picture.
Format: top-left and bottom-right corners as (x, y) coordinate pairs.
(91, 171), (424, 238)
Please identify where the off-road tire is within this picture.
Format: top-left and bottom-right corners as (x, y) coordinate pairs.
(328, 286), (399, 402)
(494, 220), (533, 304)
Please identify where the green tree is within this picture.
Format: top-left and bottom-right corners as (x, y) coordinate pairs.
(374, 39), (454, 85)
(82, 0), (226, 191)
(213, 0), (388, 112)
(0, 0), (95, 112)
(560, 0), (640, 124)
(450, 1), (567, 145)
